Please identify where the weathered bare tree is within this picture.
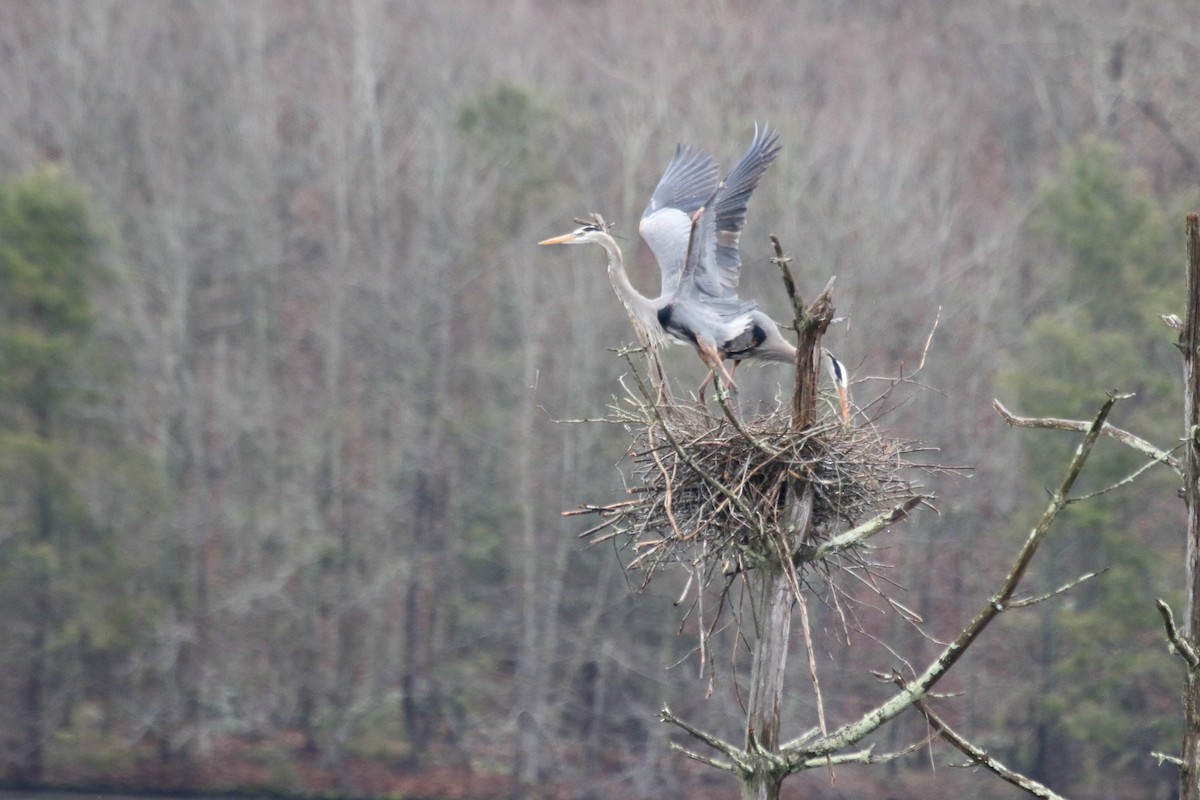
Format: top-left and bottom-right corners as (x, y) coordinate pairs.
(1163, 213), (1200, 799)
(571, 230), (1171, 799)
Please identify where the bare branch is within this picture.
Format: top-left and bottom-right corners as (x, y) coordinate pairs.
(1156, 598), (1200, 670)
(779, 726), (822, 751)
(913, 306), (941, 376)
(769, 234), (802, 319)
(667, 741), (737, 773)
(797, 495), (925, 563)
(796, 591), (829, 749)
(1068, 448), (1184, 503)
(790, 742), (926, 769)
(660, 705), (749, 769)
(1007, 569), (1107, 608)
(716, 379), (783, 457)
(993, 398), (1182, 479)
(912, 696), (1071, 800)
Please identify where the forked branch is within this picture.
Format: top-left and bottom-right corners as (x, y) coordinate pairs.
(992, 398), (1182, 479)
(788, 393), (1122, 765)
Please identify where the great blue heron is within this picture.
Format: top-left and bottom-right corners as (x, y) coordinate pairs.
(540, 126), (850, 420)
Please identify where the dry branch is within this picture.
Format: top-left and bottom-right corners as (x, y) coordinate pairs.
(1158, 598), (1200, 670)
(993, 398), (1182, 479)
(910, 693), (1070, 800)
(660, 705), (747, 772)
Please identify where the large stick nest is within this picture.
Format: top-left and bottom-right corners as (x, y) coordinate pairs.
(570, 375), (926, 583)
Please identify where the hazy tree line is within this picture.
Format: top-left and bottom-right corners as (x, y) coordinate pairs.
(0, 1), (1196, 797)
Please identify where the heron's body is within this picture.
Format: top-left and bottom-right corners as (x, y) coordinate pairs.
(658, 300), (791, 370)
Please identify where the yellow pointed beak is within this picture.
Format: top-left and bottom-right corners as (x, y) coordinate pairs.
(835, 384), (851, 425)
(538, 233), (577, 246)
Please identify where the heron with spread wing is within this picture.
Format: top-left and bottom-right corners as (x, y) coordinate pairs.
(540, 125), (850, 420)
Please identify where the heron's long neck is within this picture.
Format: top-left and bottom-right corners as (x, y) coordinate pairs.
(597, 234), (661, 346)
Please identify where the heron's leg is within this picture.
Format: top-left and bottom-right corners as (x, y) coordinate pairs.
(721, 362), (741, 414)
(696, 369), (715, 403)
(697, 342), (737, 405)
(714, 358), (737, 393)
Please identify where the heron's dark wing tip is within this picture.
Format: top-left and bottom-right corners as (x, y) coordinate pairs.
(642, 143), (721, 220)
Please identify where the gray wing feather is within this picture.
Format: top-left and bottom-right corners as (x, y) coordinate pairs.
(695, 124), (782, 299)
(639, 145), (720, 297)
(675, 194), (758, 319)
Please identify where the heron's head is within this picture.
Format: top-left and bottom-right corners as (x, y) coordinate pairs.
(538, 224), (603, 247)
(538, 214), (613, 247)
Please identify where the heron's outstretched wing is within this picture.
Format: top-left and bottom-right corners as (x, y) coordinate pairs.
(639, 144), (720, 298)
(693, 124), (781, 299)
(671, 192), (759, 327)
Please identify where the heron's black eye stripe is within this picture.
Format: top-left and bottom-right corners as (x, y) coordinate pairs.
(582, 225), (600, 232)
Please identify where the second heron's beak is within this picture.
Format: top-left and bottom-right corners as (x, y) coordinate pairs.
(538, 233), (578, 246)
(823, 349), (852, 425)
(835, 384), (851, 425)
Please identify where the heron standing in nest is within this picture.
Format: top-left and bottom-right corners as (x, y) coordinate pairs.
(540, 125), (850, 421)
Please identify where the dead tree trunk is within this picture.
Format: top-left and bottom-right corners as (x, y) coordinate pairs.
(739, 251), (834, 800)
(1179, 212), (1200, 800)
(742, 559), (799, 800)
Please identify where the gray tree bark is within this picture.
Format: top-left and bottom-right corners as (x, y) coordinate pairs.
(1178, 213), (1200, 800)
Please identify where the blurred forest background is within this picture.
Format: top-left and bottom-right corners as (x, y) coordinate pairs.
(0, 1), (1196, 798)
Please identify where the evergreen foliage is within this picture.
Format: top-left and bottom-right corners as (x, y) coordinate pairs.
(0, 166), (155, 781)
(998, 138), (1182, 789)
